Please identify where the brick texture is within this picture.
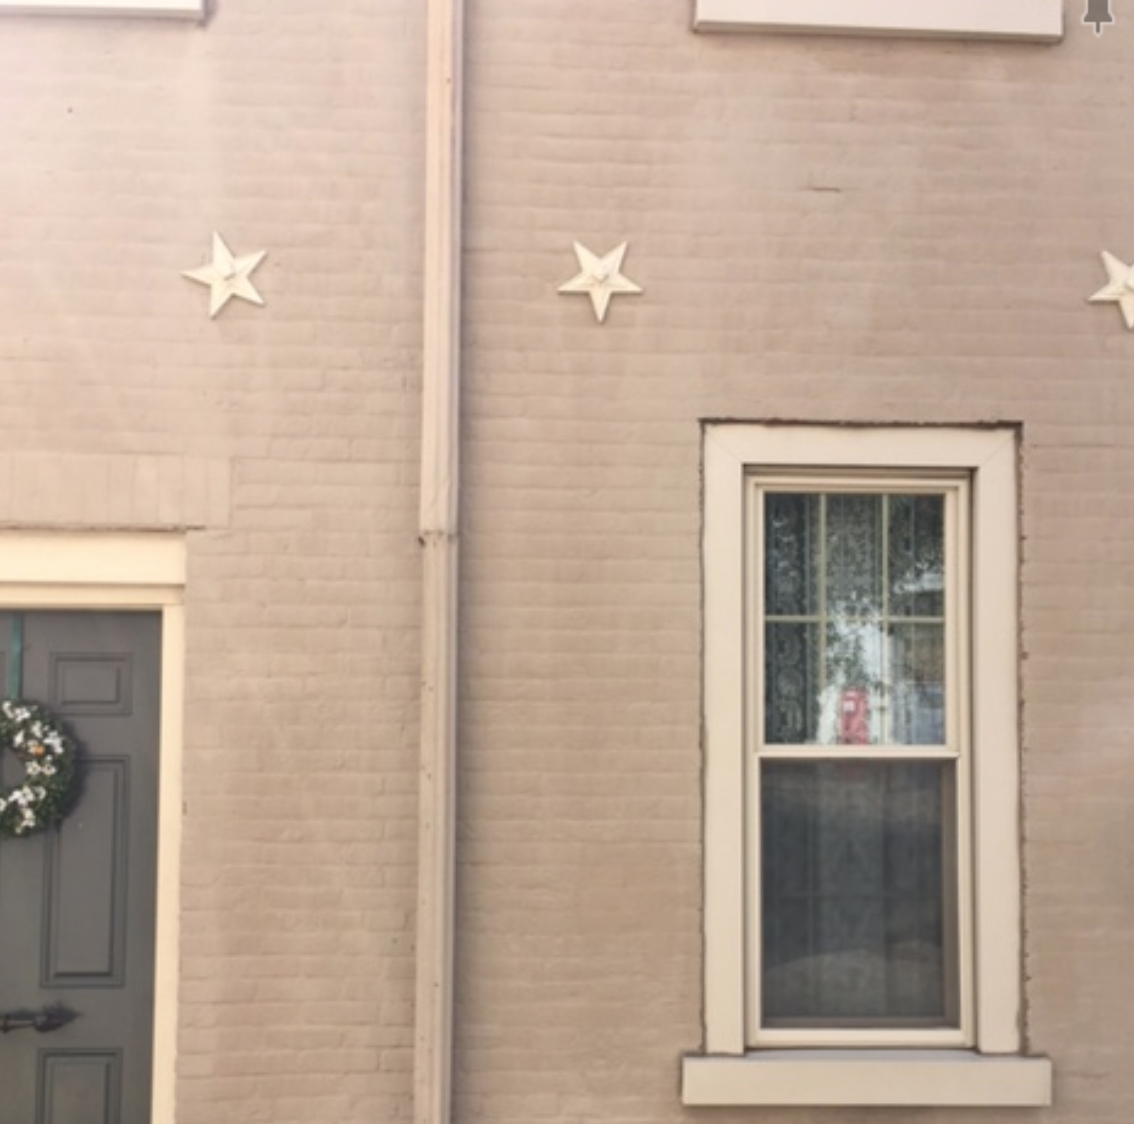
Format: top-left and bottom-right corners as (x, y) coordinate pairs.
(460, 4), (1134, 1124)
(0, 2), (423, 1122)
(2, 1), (1133, 1123)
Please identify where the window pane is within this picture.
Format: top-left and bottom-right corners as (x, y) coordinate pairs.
(823, 620), (885, 744)
(764, 622), (821, 743)
(826, 494), (883, 617)
(761, 760), (956, 1026)
(888, 494), (945, 618)
(890, 623), (945, 745)
(763, 491), (947, 746)
(765, 494), (820, 616)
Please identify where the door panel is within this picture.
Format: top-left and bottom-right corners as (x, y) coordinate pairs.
(0, 612), (160, 1124)
(39, 1050), (123, 1124)
(46, 758), (129, 985)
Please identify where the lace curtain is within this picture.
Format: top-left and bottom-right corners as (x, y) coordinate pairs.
(760, 492), (954, 1025)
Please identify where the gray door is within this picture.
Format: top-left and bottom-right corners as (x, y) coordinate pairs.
(0, 611), (160, 1124)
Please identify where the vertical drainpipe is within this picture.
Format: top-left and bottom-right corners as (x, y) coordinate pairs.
(416, 1), (462, 1124)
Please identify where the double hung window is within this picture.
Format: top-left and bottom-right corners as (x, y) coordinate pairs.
(757, 481), (963, 1044)
(685, 424), (1051, 1107)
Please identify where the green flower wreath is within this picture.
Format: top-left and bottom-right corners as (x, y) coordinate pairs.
(0, 700), (76, 839)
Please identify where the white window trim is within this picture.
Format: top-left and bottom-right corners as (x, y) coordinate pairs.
(693, 0), (1062, 42)
(685, 424), (1052, 1108)
(683, 1050), (1053, 1107)
(0, 0), (202, 17)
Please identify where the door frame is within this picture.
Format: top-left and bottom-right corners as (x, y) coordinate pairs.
(0, 531), (185, 1124)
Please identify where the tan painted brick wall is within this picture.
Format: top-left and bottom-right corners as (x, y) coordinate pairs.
(460, 3), (1134, 1123)
(4, 1), (1134, 1123)
(0, 2), (423, 1122)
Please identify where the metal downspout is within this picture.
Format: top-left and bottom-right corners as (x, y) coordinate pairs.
(415, 2), (462, 1124)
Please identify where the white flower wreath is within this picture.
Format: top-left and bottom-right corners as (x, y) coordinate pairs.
(0, 700), (76, 839)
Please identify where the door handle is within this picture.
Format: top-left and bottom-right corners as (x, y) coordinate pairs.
(0, 1005), (77, 1034)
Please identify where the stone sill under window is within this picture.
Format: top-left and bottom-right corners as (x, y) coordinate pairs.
(682, 1050), (1053, 1107)
(693, 0), (1063, 42)
(0, 0), (202, 16)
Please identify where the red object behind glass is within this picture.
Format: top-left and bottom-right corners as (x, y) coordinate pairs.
(839, 688), (870, 745)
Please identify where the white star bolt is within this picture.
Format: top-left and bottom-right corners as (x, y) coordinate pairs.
(558, 241), (642, 323)
(1088, 251), (1134, 330)
(183, 232), (267, 318)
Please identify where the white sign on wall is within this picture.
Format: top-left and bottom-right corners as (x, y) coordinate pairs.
(0, 0), (202, 16)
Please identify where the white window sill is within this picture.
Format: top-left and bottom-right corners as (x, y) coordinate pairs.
(682, 1050), (1053, 1107)
(0, 0), (202, 16)
(693, 0), (1062, 42)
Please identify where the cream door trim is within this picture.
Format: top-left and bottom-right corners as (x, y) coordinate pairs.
(0, 530), (185, 1124)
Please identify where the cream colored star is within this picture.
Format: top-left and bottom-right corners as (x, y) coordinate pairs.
(558, 241), (642, 323)
(1089, 251), (1134, 330)
(183, 232), (267, 318)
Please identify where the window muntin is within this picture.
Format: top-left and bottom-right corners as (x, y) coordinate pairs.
(747, 475), (971, 1047)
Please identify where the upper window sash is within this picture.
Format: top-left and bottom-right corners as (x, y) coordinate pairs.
(693, 0), (1063, 42)
(751, 477), (963, 755)
(0, 0), (202, 17)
